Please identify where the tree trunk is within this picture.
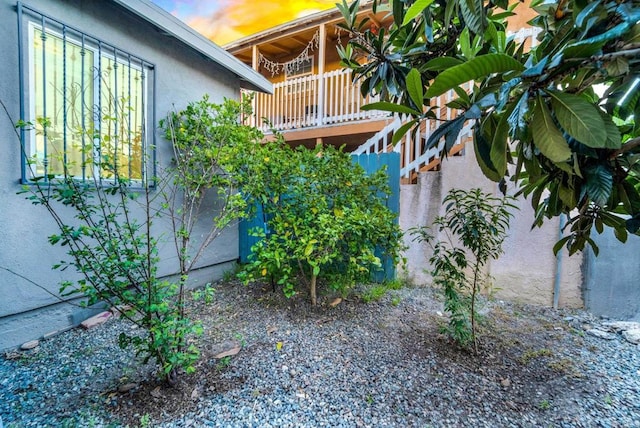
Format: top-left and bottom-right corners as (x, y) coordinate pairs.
(310, 274), (317, 306)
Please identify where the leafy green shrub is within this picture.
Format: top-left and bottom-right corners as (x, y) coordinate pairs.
(413, 188), (516, 350)
(18, 95), (259, 384)
(238, 142), (403, 305)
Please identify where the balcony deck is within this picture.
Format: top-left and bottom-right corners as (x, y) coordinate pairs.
(247, 68), (391, 146)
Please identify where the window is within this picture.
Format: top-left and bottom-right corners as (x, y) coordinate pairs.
(285, 57), (313, 79)
(18, 4), (155, 183)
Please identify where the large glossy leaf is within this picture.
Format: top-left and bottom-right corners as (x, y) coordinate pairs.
(425, 115), (465, 151)
(599, 111), (622, 149)
(402, 0), (435, 26)
(531, 95), (572, 162)
(563, 9), (640, 57)
(424, 57), (464, 71)
(361, 101), (421, 115)
(425, 54), (525, 98)
(391, 120), (417, 145)
(489, 110), (511, 177)
(474, 130), (502, 182)
(406, 68), (424, 110)
(460, 0), (485, 35)
(507, 92), (529, 139)
(583, 164), (613, 207)
(627, 214), (640, 234)
(546, 91), (607, 148)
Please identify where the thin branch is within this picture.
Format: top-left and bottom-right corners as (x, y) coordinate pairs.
(609, 136), (640, 160)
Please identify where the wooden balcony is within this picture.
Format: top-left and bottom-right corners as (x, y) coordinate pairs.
(245, 69), (390, 145)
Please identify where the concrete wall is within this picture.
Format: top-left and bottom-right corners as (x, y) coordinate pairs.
(399, 147), (584, 309)
(583, 230), (640, 321)
(0, 0), (243, 349)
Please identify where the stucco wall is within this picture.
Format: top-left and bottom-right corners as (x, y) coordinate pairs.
(0, 0), (243, 349)
(584, 230), (640, 321)
(399, 147), (584, 309)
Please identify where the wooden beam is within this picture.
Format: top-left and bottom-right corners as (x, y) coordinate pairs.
(291, 35), (309, 47)
(317, 23), (326, 127)
(251, 45), (259, 70)
(269, 42), (291, 54)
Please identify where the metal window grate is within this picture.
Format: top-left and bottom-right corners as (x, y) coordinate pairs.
(17, 1), (156, 185)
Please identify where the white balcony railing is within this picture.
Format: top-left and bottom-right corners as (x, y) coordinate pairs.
(248, 68), (387, 133)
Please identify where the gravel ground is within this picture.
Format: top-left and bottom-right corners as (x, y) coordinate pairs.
(1, 280), (639, 427)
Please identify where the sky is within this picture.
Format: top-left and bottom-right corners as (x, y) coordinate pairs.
(152, 0), (338, 46)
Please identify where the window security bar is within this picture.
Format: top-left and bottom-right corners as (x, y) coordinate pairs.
(17, 1), (157, 185)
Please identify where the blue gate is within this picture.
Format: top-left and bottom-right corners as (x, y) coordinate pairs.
(238, 152), (400, 281)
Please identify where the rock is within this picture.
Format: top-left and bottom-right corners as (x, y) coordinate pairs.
(500, 378), (511, 388)
(190, 388), (200, 401)
(266, 326), (277, 334)
(602, 321), (640, 332)
(110, 305), (132, 319)
(213, 340), (241, 359)
(329, 298), (342, 307)
(622, 329), (640, 345)
(436, 311), (444, 317)
(118, 383), (137, 393)
(80, 311), (112, 329)
(150, 386), (164, 398)
(505, 400), (518, 410)
(20, 340), (39, 350)
(4, 351), (21, 360)
(587, 329), (617, 340)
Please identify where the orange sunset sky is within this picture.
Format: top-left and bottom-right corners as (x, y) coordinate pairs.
(152, 0), (339, 45)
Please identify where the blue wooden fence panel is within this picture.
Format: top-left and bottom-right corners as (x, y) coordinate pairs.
(238, 152), (401, 281)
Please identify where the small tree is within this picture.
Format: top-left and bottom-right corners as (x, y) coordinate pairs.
(159, 94), (260, 314)
(13, 94), (258, 384)
(413, 188), (516, 350)
(239, 142), (403, 305)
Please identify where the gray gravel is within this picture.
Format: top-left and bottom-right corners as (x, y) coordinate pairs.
(1, 282), (639, 427)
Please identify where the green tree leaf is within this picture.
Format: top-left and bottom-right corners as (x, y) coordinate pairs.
(425, 54), (525, 98)
(531, 95), (572, 163)
(584, 164), (613, 207)
(489, 112), (510, 177)
(546, 90), (607, 148)
(361, 101), (421, 115)
(402, 0), (435, 26)
(406, 68), (424, 110)
(474, 131), (503, 182)
(459, 0), (486, 34)
(391, 120), (417, 145)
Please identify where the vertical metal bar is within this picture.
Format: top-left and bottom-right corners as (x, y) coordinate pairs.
(97, 41), (102, 184)
(17, 2), (26, 182)
(151, 65), (157, 184)
(140, 66), (146, 183)
(81, 34), (86, 181)
(113, 49), (119, 179)
(127, 54), (132, 180)
(62, 25), (68, 169)
(40, 15), (48, 180)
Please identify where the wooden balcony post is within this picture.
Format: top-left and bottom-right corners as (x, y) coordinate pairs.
(316, 23), (326, 127)
(250, 45), (260, 127)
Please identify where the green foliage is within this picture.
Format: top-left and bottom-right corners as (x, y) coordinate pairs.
(192, 283), (215, 304)
(413, 188), (516, 349)
(160, 95), (260, 278)
(237, 141), (403, 305)
(339, 0), (640, 255)
(18, 95), (259, 384)
(361, 278), (404, 303)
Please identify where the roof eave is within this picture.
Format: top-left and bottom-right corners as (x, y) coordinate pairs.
(110, 0), (273, 94)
